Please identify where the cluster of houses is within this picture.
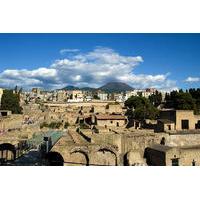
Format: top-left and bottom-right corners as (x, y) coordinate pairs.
(18, 87), (166, 104)
(0, 86), (167, 108)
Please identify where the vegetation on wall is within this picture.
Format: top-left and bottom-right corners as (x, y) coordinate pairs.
(40, 121), (63, 129)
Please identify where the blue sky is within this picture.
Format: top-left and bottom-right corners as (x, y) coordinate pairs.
(0, 33), (200, 91)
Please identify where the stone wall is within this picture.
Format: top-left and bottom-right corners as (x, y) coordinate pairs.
(165, 147), (200, 166)
(96, 119), (126, 127)
(165, 133), (200, 146)
(93, 106), (106, 114)
(0, 115), (23, 131)
(108, 104), (122, 114)
(178, 148), (200, 166)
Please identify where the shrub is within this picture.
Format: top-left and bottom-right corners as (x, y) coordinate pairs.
(40, 121), (63, 129)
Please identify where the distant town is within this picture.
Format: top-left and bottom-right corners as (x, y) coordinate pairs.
(0, 81), (200, 166)
(20, 82), (166, 104)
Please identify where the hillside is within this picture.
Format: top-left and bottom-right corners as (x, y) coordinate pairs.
(62, 85), (80, 90)
(62, 82), (133, 93)
(98, 82), (133, 93)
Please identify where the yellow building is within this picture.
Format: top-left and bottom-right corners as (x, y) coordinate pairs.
(159, 109), (200, 131)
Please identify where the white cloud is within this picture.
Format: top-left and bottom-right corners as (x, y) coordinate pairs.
(0, 68), (58, 89)
(2, 68), (57, 79)
(52, 47), (144, 87)
(0, 47), (177, 91)
(60, 48), (80, 55)
(185, 76), (200, 82)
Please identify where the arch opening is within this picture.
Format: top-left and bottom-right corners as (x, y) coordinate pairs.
(70, 151), (89, 166)
(0, 143), (16, 164)
(93, 148), (117, 166)
(123, 150), (146, 166)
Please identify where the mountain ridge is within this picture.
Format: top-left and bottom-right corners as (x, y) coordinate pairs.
(62, 82), (134, 93)
(98, 82), (133, 93)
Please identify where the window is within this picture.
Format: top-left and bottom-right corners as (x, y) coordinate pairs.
(167, 125), (171, 130)
(172, 158), (179, 166)
(181, 120), (189, 130)
(110, 121), (113, 124)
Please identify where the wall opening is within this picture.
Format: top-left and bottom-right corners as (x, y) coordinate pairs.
(160, 137), (166, 145)
(46, 152), (64, 166)
(195, 120), (200, 129)
(135, 121), (140, 129)
(181, 120), (189, 130)
(192, 159), (196, 166)
(171, 158), (179, 166)
(123, 152), (129, 166)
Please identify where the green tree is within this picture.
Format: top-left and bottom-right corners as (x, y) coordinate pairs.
(164, 90), (178, 108)
(93, 94), (100, 100)
(164, 90), (196, 111)
(18, 87), (23, 94)
(1, 89), (22, 114)
(14, 85), (18, 94)
(188, 88), (200, 114)
(149, 90), (162, 107)
(125, 96), (159, 120)
(174, 92), (196, 110)
(125, 96), (147, 109)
